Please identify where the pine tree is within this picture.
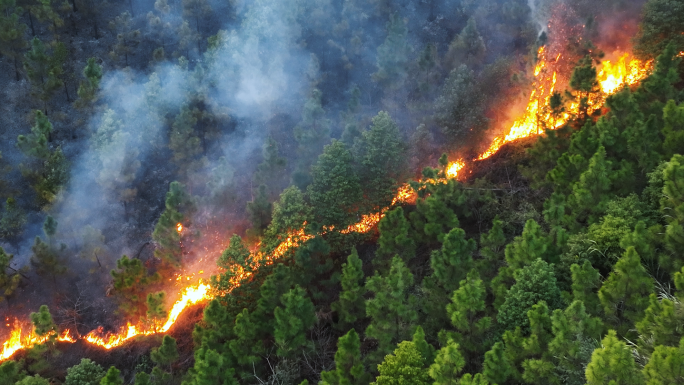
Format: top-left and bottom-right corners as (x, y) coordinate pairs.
(108, 11), (140, 67)
(151, 335), (179, 371)
(598, 246), (653, 332)
(320, 329), (370, 385)
(570, 260), (602, 316)
(0, 247), (21, 305)
(0, 361), (24, 384)
(110, 255), (161, 319)
(430, 227), (476, 293)
(263, 186), (312, 250)
(273, 285), (317, 357)
(497, 259), (564, 332)
(24, 36), (62, 112)
(169, 105), (204, 179)
(634, 0), (684, 59)
(479, 217), (506, 275)
(445, 17), (486, 67)
(365, 256), (418, 363)
(213, 234), (255, 292)
(445, 270), (492, 357)
(409, 195), (459, 244)
(428, 339), (465, 385)
(17, 110), (52, 159)
(569, 56), (599, 119)
(76, 57), (102, 105)
(152, 181), (197, 268)
(146, 291), (166, 328)
(30, 304), (56, 339)
(100, 367), (123, 385)
(331, 247), (365, 328)
(372, 339), (431, 384)
(0, 0), (28, 81)
(375, 207), (415, 268)
(585, 330), (644, 385)
(254, 135), (287, 197)
(353, 111), (407, 212)
(661, 154), (684, 272)
(373, 13), (410, 89)
(65, 358), (105, 385)
(504, 219), (549, 270)
(246, 184), (272, 236)
(16, 375), (50, 385)
(482, 341), (512, 385)
(642, 337), (684, 384)
(636, 293), (684, 350)
(229, 308), (262, 368)
(293, 88), (331, 189)
(30, 222), (67, 282)
(571, 146), (612, 222)
(307, 140), (362, 230)
(189, 348), (238, 385)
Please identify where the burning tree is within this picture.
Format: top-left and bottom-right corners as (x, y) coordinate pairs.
(152, 181), (197, 269)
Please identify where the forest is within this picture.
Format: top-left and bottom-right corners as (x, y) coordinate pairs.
(0, 0), (683, 383)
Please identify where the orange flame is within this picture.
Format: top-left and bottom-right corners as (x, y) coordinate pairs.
(176, 223), (183, 233)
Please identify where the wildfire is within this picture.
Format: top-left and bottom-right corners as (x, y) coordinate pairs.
(446, 160), (465, 179)
(1, 322), (75, 361)
(176, 223), (183, 233)
(478, 47), (652, 161)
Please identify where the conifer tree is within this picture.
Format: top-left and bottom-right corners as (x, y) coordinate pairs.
(0, 0), (28, 80)
(445, 17), (486, 67)
(100, 367), (123, 385)
(569, 55), (599, 119)
(636, 293), (683, 350)
(478, 217), (506, 276)
(662, 100), (684, 160)
(353, 111), (407, 212)
(253, 264), (292, 335)
(30, 304), (56, 340)
(273, 285), (317, 357)
(661, 154), (684, 271)
(24, 36), (62, 112)
(497, 259), (564, 331)
(189, 348), (238, 385)
(331, 247), (365, 328)
(0, 197), (26, 240)
(430, 227), (476, 293)
(320, 329), (370, 385)
(585, 330), (644, 385)
(598, 246), (653, 331)
(64, 358), (105, 385)
(365, 256), (418, 363)
(505, 219), (549, 270)
(293, 88), (331, 189)
(373, 13), (410, 89)
(409, 195), (459, 244)
(16, 375), (50, 385)
(76, 57), (102, 105)
(482, 341), (512, 385)
(445, 270), (491, 357)
(108, 11), (140, 67)
(428, 339), (465, 385)
(254, 135), (287, 197)
(372, 339), (431, 384)
(152, 181), (197, 268)
(30, 215), (67, 282)
(0, 247), (20, 305)
(151, 335), (178, 381)
(307, 140), (362, 230)
(570, 260), (602, 316)
(571, 145), (612, 222)
(375, 207), (415, 268)
(17, 110), (52, 159)
(0, 361), (25, 384)
(264, 186), (312, 247)
(246, 184), (272, 236)
(642, 337), (684, 384)
(213, 234), (254, 292)
(146, 291), (166, 328)
(229, 308), (261, 368)
(110, 255), (161, 319)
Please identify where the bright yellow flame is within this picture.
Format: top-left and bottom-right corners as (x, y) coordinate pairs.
(446, 160), (465, 179)
(176, 223), (183, 233)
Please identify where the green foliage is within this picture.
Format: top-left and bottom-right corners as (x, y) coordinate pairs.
(24, 37), (63, 111)
(321, 329), (370, 385)
(151, 335), (179, 367)
(307, 140), (362, 230)
(482, 341), (512, 385)
(570, 260), (602, 316)
(0, 360), (24, 384)
(569, 56), (599, 118)
(354, 111), (407, 211)
(100, 366), (123, 385)
(365, 256), (418, 363)
(634, 0), (684, 60)
(585, 330), (644, 385)
(428, 339), (465, 385)
(497, 259), (564, 332)
(504, 219), (549, 270)
(642, 337), (684, 384)
(661, 154), (684, 272)
(110, 255), (161, 319)
(570, 146), (612, 222)
(445, 270), (492, 357)
(0, 198), (27, 239)
(146, 291), (167, 327)
(16, 375), (50, 385)
(598, 246), (653, 332)
(331, 247), (366, 328)
(430, 228), (476, 293)
(410, 194), (459, 244)
(65, 358), (105, 385)
(273, 285), (317, 357)
(152, 181), (197, 268)
(375, 207), (415, 268)
(229, 308), (261, 368)
(247, 184), (272, 236)
(0, 0), (28, 80)
(214, 234), (254, 291)
(17, 110), (52, 159)
(30, 304), (56, 340)
(293, 88), (331, 189)
(77, 57), (103, 105)
(373, 13), (410, 89)
(263, 186), (312, 253)
(0, 247), (20, 304)
(108, 11), (141, 67)
(30, 235), (67, 281)
(371, 339), (431, 385)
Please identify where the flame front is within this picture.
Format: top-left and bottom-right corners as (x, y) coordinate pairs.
(478, 47), (652, 160)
